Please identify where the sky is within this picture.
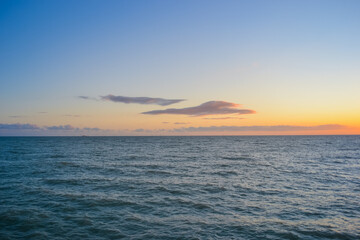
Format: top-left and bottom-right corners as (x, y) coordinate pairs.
(1, 0), (360, 136)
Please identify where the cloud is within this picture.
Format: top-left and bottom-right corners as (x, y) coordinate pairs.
(8, 115), (25, 118)
(172, 124), (345, 132)
(64, 114), (81, 117)
(83, 127), (101, 131)
(78, 96), (91, 100)
(101, 95), (185, 106)
(46, 125), (75, 130)
(132, 128), (167, 134)
(203, 117), (245, 120)
(133, 128), (154, 133)
(45, 125), (103, 132)
(0, 123), (105, 132)
(79, 94), (185, 106)
(0, 123), (113, 136)
(78, 96), (98, 101)
(162, 122), (191, 125)
(0, 123), (40, 130)
(142, 101), (256, 116)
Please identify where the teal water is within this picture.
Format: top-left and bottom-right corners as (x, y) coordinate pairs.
(0, 136), (359, 239)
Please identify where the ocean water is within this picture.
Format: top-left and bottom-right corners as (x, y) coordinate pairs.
(0, 136), (359, 240)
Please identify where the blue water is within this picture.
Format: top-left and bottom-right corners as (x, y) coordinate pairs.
(0, 136), (359, 239)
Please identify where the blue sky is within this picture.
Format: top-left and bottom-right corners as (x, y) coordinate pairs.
(1, 0), (359, 135)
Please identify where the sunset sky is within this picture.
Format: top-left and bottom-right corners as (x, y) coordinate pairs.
(1, 0), (359, 136)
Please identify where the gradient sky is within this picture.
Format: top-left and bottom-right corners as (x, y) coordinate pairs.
(1, 0), (360, 136)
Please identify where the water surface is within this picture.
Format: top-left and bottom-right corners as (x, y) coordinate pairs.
(0, 136), (359, 239)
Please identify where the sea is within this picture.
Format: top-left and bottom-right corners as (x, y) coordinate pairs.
(0, 136), (359, 240)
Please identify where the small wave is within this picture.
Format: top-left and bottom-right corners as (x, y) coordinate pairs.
(263, 229), (301, 240)
(89, 198), (137, 208)
(56, 161), (79, 167)
(152, 186), (187, 195)
(44, 178), (82, 186)
(53, 191), (139, 208)
(7, 150), (26, 154)
(146, 170), (172, 175)
(339, 148), (358, 151)
(253, 141), (267, 145)
(296, 229), (358, 240)
(335, 155), (356, 160)
(49, 154), (65, 159)
(86, 227), (126, 239)
(202, 184), (227, 193)
(222, 156), (253, 161)
(216, 163), (230, 168)
(167, 197), (213, 211)
(213, 170), (238, 176)
(24, 232), (49, 240)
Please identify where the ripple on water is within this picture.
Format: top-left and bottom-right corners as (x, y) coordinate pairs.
(221, 156), (254, 161)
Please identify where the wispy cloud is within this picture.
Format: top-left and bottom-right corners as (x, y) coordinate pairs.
(132, 128), (167, 133)
(47, 125), (103, 132)
(172, 124), (345, 132)
(0, 123), (107, 136)
(203, 117), (245, 120)
(46, 125), (75, 130)
(162, 122), (190, 125)
(101, 95), (185, 106)
(8, 115), (25, 118)
(143, 101), (256, 116)
(133, 128), (154, 133)
(45, 125), (102, 132)
(64, 114), (81, 117)
(83, 127), (101, 131)
(78, 96), (98, 101)
(0, 123), (40, 130)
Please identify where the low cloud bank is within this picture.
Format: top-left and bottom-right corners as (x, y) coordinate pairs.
(1, 123), (346, 136)
(0, 123), (105, 135)
(47, 125), (75, 130)
(172, 124), (345, 132)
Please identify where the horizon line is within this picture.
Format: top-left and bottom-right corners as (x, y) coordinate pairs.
(1, 134), (359, 137)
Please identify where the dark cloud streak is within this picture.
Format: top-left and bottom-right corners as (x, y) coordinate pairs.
(102, 95), (185, 106)
(78, 96), (92, 100)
